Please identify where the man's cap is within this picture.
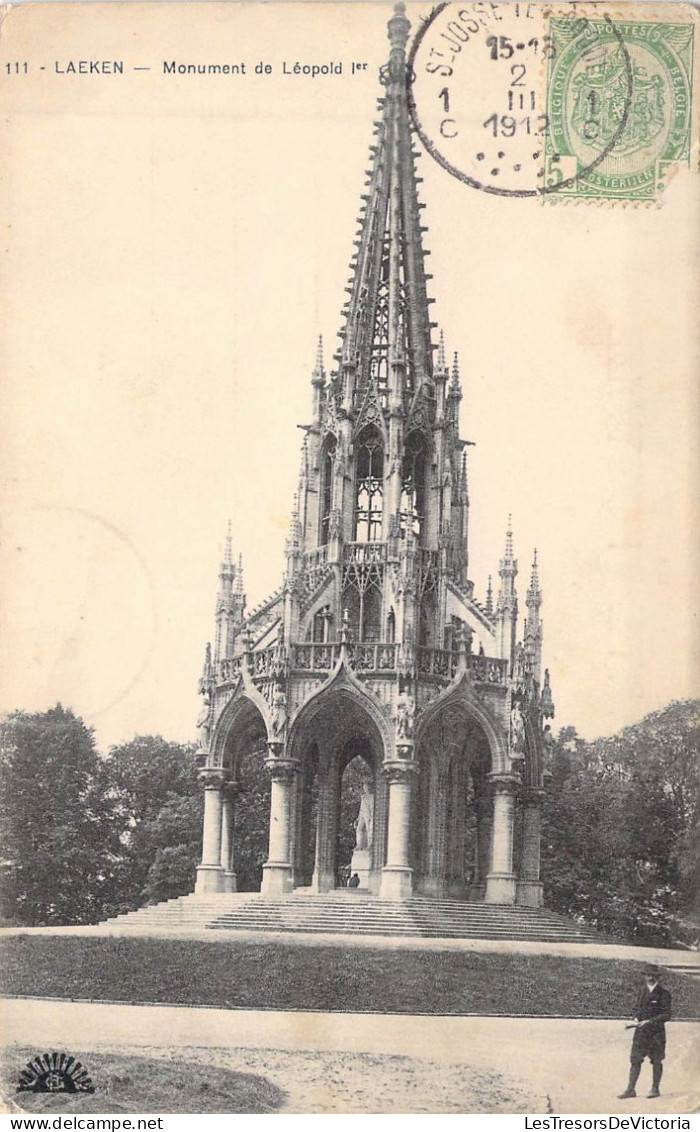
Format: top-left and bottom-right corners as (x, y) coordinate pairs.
(642, 964), (662, 977)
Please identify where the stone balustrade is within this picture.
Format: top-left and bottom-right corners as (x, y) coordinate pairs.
(290, 641), (399, 673)
(216, 642), (509, 685)
(343, 541), (387, 565)
(417, 647), (509, 685)
(303, 544), (329, 571)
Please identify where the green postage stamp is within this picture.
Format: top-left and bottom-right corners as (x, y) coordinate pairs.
(544, 11), (696, 202)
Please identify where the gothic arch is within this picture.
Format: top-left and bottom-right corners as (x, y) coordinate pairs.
(287, 667), (389, 893)
(415, 674), (508, 775)
(287, 664), (391, 762)
(352, 404), (389, 447)
(211, 688), (270, 774)
(413, 678), (501, 898)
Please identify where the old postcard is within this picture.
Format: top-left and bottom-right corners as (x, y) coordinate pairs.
(1, 0), (698, 1119)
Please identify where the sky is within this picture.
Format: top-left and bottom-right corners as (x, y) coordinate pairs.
(0, 1), (697, 753)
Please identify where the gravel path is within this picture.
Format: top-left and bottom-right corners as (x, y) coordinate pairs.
(3, 999), (698, 1114)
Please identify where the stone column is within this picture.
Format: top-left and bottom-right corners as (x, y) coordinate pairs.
(380, 760), (417, 900)
(473, 794), (492, 900)
(516, 788), (545, 907)
(311, 755), (336, 893)
(420, 760), (442, 897)
(220, 781), (239, 893)
(195, 768), (226, 894)
(261, 751), (299, 897)
(485, 773), (519, 904)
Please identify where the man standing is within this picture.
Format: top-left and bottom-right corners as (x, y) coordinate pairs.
(619, 964), (672, 1100)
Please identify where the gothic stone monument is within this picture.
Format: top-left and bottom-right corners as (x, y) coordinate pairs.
(193, 3), (556, 907)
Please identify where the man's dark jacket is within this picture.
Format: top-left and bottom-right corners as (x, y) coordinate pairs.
(631, 983), (672, 1062)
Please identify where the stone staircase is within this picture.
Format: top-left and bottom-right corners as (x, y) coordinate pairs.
(101, 890), (604, 943)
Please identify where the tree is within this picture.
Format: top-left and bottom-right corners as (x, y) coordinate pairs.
(541, 702), (699, 944)
(597, 700), (699, 911)
(0, 705), (121, 925)
(106, 736), (203, 910)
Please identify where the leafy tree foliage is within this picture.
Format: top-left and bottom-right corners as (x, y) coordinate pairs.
(234, 742), (271, 892)
(0, 705), (121, 925)
(542, 701), (699, 944)
(2, 698), (695, 939)
(106, 736), (203, 911)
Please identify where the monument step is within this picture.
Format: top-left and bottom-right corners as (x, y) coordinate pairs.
(100, 890), (602, 943)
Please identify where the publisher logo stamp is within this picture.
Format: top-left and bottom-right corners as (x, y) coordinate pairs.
(17, 1052), (96, 1095)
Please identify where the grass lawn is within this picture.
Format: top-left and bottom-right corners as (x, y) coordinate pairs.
(1, 935), (699, 1018)
(1, 1046), (285, 1114)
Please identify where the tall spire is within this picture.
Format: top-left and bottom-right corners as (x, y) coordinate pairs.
(314, 334), (325, 379)
(338, 3), (434, 409)
(235, 552), (245, 598)
(524, 549), (543, 681)
(286, 493), (302, 557)
(214, 521), (245, 661)
(503, 515), (515, 564)
(311, 334), (326, 425)
(527, 549), (541, 602)
(437, 328), (447, 373)
(496, 515), (518, 663)
(222, 520), (234, 579)
(450, 351), (462, 396)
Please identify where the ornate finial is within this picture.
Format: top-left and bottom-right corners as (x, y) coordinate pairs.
(298, 435), (308, 487)
(219, 520), (235, 585)
(541, 668), (555, 719)
(235, 552), (245, 596)
(223, 520), (233, 567)
(285, 494), (302, 556)
(485, 575), (494, 615)
(437, 329), (446, 372)
(460, 450), (468, 492)
(312, 334), (325, 383)
(530, 549), (540, 591)
(450, 351), (461, 393)
(505, 515), (514, 560)
(387, 2), (410, 51)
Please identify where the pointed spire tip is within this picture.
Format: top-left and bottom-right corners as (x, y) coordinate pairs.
(223, 520), (234, 568)
(504, 516), (515, 561)
(437, 328), (446, 371)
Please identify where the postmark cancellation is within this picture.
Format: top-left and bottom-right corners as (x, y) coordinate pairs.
(409, 1), (698, 204)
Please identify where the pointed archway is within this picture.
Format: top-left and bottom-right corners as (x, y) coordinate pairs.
(413, 701), (493, 899)
(288, 675), (389, 893)
(196, 690), (269, 894)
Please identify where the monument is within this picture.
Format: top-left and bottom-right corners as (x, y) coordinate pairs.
(193, 4), (555, 906)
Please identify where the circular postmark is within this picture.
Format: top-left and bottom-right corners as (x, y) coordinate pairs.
(407, 2), (635, 198)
